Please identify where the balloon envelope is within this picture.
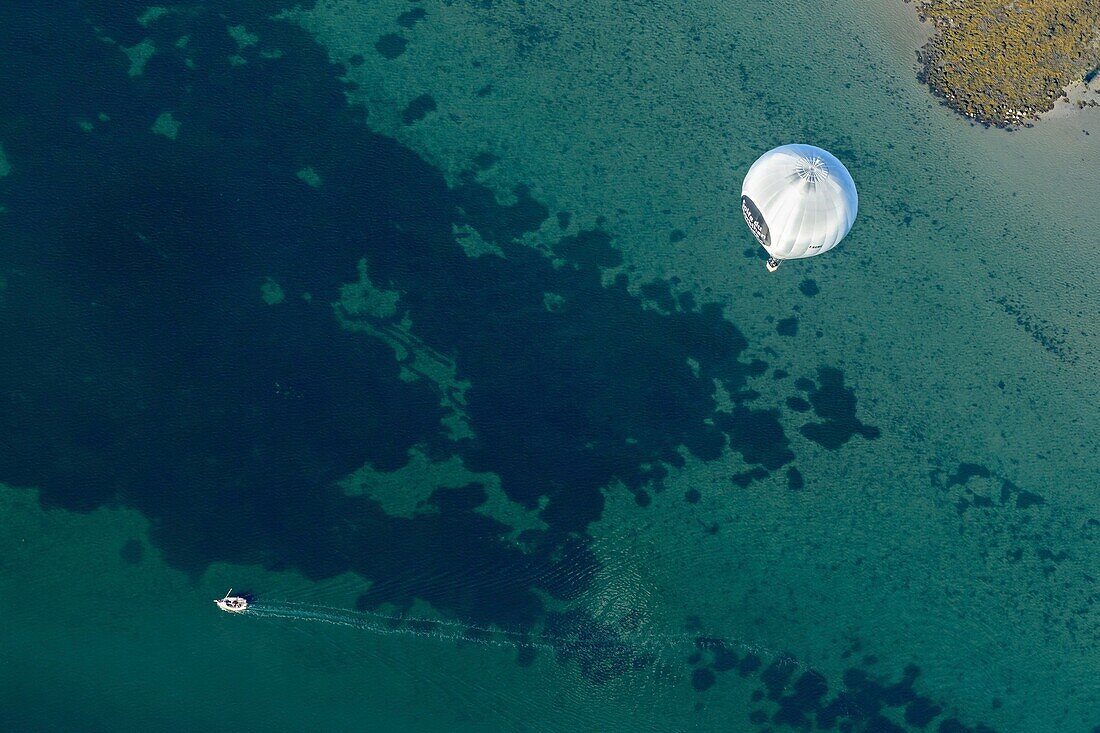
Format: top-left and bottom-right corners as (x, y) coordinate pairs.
(741, 144), (858, 261)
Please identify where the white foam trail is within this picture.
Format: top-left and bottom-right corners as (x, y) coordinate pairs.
(236, 598), (805, 672)
(245, 600), (534, 649)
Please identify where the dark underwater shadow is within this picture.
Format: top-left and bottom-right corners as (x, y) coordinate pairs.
(5, 8), (1018, 733)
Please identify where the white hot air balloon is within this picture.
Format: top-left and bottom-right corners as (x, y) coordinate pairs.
(741, 144), (858, 272)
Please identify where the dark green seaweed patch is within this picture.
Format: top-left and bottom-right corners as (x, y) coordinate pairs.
(786, 396), (811, 413)
(397, 8), (427, 28)
(786, 467), (804, 490)
(1015, 488), (1045, 509)
(375, 33), (407, 59)
(934, 465), (1046, 515)
(691, 667), (717, 691)
(717, 407), (795, 470)
(776, 317), (798, 336)
(946, 462), (991, 487)
(766, 662), (979, 732)
(472, 151), (498, 170)
(797, 367), (880, 449)
(401, 93), (436, 124)
(732, 467), (770, 488)
(554, 229), (622, 269)
(640, 280), (677, 312)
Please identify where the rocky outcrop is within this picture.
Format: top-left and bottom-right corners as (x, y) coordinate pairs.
(911, 0), (1100, 126)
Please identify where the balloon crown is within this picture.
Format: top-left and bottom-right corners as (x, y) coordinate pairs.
(795, 155), (829, 183)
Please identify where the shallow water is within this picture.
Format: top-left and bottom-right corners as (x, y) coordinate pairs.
(0, 1), (1097, 731)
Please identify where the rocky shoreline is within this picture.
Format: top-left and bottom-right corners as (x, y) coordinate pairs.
(910, 0), (1100, 127)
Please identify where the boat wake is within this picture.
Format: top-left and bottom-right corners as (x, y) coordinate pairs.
(231, 597), (799, 672)
(242, 600), (532, 647)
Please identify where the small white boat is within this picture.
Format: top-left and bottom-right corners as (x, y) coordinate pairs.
(214, 589), (249, 613)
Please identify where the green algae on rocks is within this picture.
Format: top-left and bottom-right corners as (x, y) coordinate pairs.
(912, 0), (1100, 126)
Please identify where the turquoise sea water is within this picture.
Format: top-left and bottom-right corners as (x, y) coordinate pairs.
(1, 1), (1097, 731)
